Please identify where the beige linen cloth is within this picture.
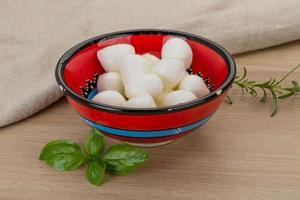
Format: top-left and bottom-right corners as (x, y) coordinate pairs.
(1, 0), (300, 127)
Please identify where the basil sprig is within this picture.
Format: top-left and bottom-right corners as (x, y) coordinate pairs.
(39, 128), (149, 186)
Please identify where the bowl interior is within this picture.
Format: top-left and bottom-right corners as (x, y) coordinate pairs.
(62, 32), (228, 100)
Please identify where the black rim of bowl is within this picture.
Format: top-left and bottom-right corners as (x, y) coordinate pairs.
(55, 29), (236, 115)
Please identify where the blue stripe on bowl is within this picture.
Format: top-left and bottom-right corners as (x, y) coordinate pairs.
(87, 89), (98, 100)
(80, 113), (214, 138)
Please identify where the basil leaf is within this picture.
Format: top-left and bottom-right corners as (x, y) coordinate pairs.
(39, 140), (86, 171)
(103, 144), (149, 175)
(86, 160), (106, 186)
(85, 128), (104, 157)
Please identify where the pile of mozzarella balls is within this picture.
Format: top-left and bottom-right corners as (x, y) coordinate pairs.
(92, 37), (210, 108)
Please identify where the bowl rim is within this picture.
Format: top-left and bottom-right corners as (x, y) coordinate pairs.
(55, 29), (236, 115)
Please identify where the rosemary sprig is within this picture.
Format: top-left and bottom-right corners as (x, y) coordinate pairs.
(230, 64), (300, 116)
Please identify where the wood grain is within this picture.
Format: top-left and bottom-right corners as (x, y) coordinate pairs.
(0, 41), (300, 200)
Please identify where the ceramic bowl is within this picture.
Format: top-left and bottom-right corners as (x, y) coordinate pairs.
(55, 29), (236, 147)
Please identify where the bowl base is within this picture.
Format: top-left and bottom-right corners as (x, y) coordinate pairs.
(124, 140), (174, 147)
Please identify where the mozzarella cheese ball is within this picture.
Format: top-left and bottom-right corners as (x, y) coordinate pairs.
(153, 58), (185, 90)
(125, 95), (157, 108)
(161, 37), (193, 69)
(142, 53), (160, 65)
(161, 90), (197, 106)
(179, 75), (210, 98)
(97, 72), (124, 95)
(125, 74), (163, 99)
(97, 44), (135, 72)
(92, 90), (126, 107)
(120, 54), (153, 86)
(154, 89), (172, 106)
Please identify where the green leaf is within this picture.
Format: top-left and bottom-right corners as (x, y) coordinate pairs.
(85, 128), (104, 157)
(86, 160), (106, 186)
(39, 140), (86, 171)
(249, 87), (257, 97)
(103, 144), (149, 175)
(225, 95), (233, 104)
(240, 67), (247, 81)
(259, 88), (267, 102)
(270, 90), (278, 117)
(270, 78), (277, 86)
(283, 88), (294, 92)
(278, 91), (295, 99)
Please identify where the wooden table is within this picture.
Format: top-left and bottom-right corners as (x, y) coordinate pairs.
(1, 41), (300, 200)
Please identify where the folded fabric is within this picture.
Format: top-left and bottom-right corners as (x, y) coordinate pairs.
(0, 0), (300, 127)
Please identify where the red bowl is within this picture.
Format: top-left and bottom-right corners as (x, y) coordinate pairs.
(55, 29), (236, 147)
